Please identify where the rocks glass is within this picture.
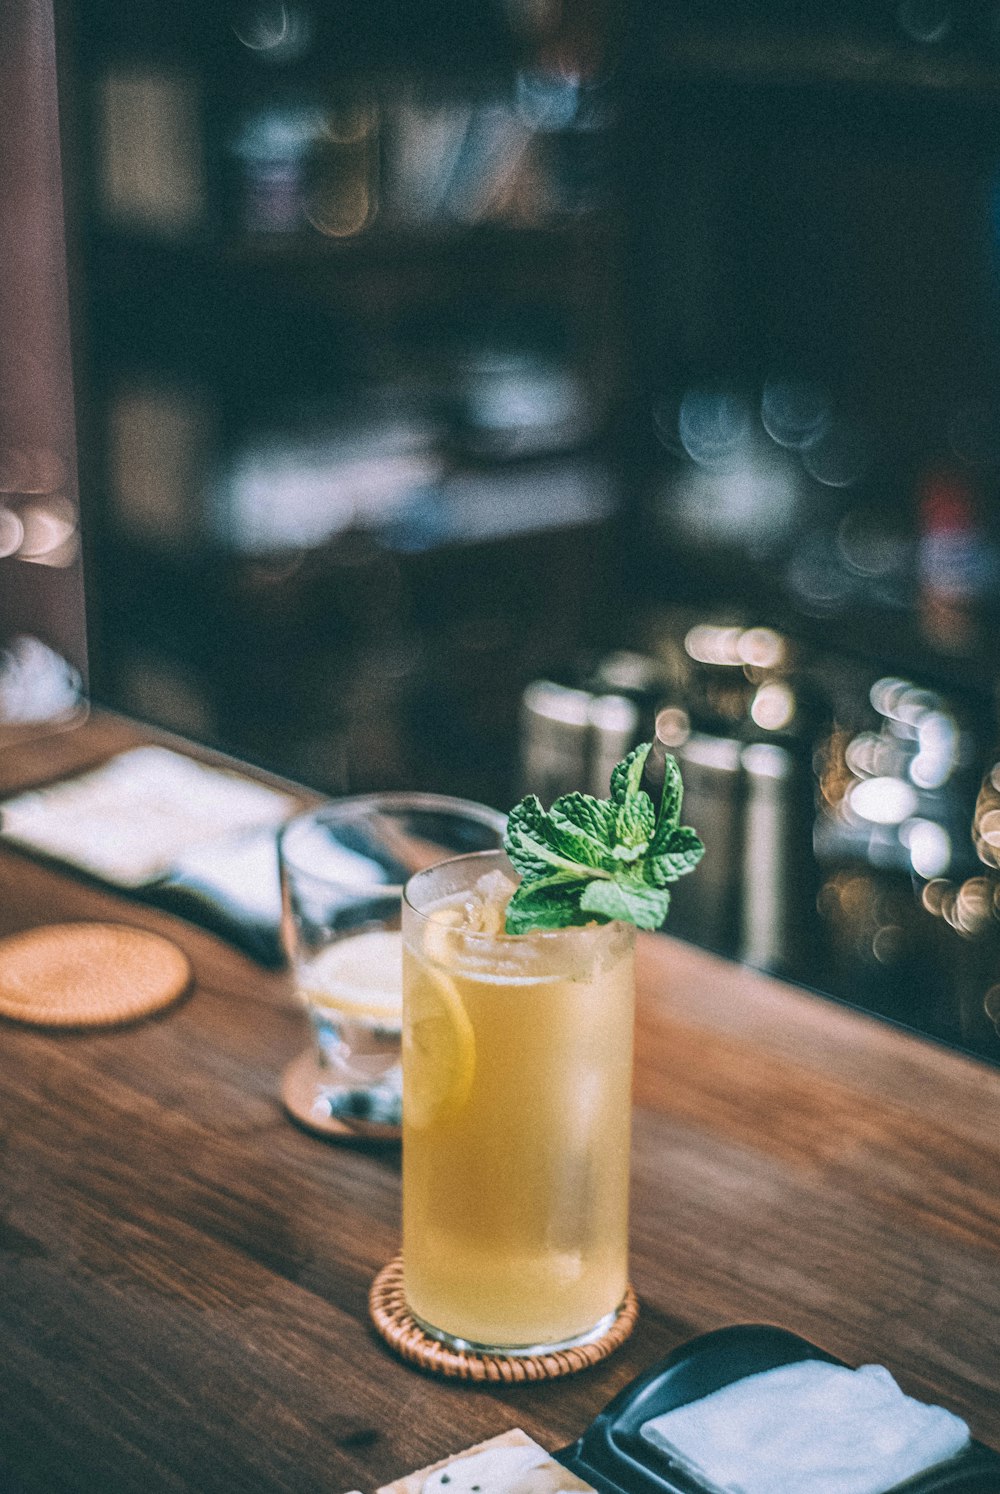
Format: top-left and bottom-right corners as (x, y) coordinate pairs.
(279, 794), (506, 1139)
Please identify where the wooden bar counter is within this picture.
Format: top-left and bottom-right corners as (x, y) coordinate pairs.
(1, 716), (998, 1492)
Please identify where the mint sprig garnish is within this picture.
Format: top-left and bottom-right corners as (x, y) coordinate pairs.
(503, 742), (704, 933)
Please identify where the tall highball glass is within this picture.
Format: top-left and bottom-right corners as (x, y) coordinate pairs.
(401, 849), (636, 1354)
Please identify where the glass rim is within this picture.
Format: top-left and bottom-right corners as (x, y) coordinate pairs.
(279, 790), (508, 888)
(403, 848), (634, 944)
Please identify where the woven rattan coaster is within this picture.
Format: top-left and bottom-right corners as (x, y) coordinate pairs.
(370, 1256), (638, 1382)
(0, 922), (192, 1028)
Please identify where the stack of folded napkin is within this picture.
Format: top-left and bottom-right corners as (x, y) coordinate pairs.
(639, 1359), (970, 1494)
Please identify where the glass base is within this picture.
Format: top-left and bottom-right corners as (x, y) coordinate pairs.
(280, 1048), (401, 1141)
(407, 1300), (623, 1358)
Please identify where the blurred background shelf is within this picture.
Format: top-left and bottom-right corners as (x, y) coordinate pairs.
(38, 0), (1000, 1062)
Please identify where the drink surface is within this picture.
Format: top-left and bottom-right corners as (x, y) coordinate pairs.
(298, 927), (402, 1030)
(402, 872), (634, 1349)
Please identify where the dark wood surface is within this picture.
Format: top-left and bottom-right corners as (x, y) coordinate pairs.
(1, 715), (998, 1494)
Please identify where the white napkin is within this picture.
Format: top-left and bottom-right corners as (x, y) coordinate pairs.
(640, 1360), (970, 1494)
(0, 746), (295, 886)
(166, 824), (284, 924)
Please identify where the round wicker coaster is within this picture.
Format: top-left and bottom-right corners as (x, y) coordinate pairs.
(0, 922), (192, 1029)
(369, 1256), (638, 1382)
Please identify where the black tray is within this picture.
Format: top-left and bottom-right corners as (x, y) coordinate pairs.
(555, 1325), (1000, 1494)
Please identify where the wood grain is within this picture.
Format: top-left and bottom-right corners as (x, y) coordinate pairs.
(1, 715), (998, 1492)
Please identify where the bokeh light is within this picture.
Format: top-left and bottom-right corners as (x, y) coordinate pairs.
(737, 626), (786, 669)
(515, 68), (580, 130)
(801, 421), (871, 488)
(921, 878), (951, 915)
(653, 706), (691, 747)
(984, 986), (1000, 1035)
(17, 498), (79, 566)
(896, 0), (953, 43)
(973, 764), (1000, 867)
(677, 388), (753, 472)
(684, 623), (743, 666)
(872, 924), (905, 964)
(750, 681), (795, 732)
(786, 531), (854, 612)
(231, 2), (311, 60)
(955, 877), (993, 936)
(948, 398), (1000, 468)
(760, 379), (830, 450)
(306, 179), (375, 238)
(835, 510), (910, 583)
(0, 506), (25, 558)
(849, 775), (918, 825)
(901, 818), (951, 878)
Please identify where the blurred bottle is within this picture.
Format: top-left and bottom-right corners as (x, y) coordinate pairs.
(643, 619), (824, 973)
(585, 648), (677, 733)
(519, 680), (590, 801)
(668, 729), (745, 956)
(521, 618), (826, 971)
(519, 679), (638, 801)
(588, 691), (640, 797)
(740, 741), (796, 973)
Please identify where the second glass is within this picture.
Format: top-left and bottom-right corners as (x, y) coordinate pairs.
(401, 849), (636, 1353)
(279, 794), (506, 1137)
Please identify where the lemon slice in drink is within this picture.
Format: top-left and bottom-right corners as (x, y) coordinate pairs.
(405, 908), (475, 1128)
(299, 928), (402, 1029)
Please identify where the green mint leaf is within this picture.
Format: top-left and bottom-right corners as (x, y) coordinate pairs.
(614, 789), (656, 852)
(503, 738), (703, 933)
(579, 878), (670, 930)
(610, 742), (651, 807)
(644, 826), (705, 887)
(547, 792), (617, 871)
(609, 741), (657, 851)
(611, 841), (646, 864)
(504, 881), (587, 933)
(504, 868), (581, 897)
(503, 795), (553, 879)
(504, 796), (598, 882)
(650, 753), (684, 841)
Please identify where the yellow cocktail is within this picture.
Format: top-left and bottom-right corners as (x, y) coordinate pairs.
(401, 849), (635, 1352)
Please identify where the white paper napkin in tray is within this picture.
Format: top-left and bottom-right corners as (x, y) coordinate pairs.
(639, 1360), (970, 1494)
(0, 746), (297, 888)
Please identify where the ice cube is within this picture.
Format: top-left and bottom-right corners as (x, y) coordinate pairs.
(476, 869), (517, 906)
(459, 870), (517, 935)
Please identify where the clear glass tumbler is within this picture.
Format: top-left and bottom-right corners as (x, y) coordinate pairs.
(401, 848), (636, 1353)
(279, 794), (506, 1137)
